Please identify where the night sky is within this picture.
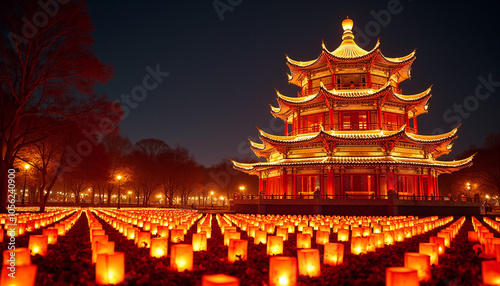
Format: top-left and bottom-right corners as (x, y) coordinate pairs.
(88, 0), (500, 167)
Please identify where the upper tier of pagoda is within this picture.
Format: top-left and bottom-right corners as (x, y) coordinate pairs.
(286, 18), (415, 88)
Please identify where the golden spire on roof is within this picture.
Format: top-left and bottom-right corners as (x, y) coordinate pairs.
(341, 17), (354, 40)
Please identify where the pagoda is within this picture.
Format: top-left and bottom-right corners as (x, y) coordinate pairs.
(233, 18), (473, 199)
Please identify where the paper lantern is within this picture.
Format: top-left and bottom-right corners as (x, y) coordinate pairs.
(228, 239), (248, 263)
(265, 223), (275, 234)
(267, 236), (283, 256)
(95, 252), (125, 285)
(192, 233), (207, 252)
(468, 231), (479, 242)
(269, 256), (297, 286)
(302, 227), (313, 237)
(324, 243), (343, 266)
(384, 231), (394, 245)
(296, 233), (311, 249)
(157, 226), (169, 238)
(404, 253), (431, 281)
(28, 235), (48, 256)
(351, 227), (363, 238)
(254, 230), (267, 245)
(367, 234), (378, 252)
(482, 260), (500, 285)
(315, 230), (329, 245)
(437, 232), (451, 248)
(202, 274), (240, 286)
(92, 235), (109, 249)
(429, 236), (445, 255)
(136, 232), (151, 248)
(201, 226), (212, 238)
(297, 249), (320, 277)
(42, 228), (58, 245)
(418, 243), (439, 265)
(351, 237), (368, 255)
(224, 231), (241, 247)
(2, 248), (31, 267)
(386, 267), (419, 286)
(276, 227), (288, 241)
(170, 244), (193, 272)
(337, 229), (349, 242)
(91, 229), (105, 242)
(127, 228), (137, 240)
(148, 238), (168, 258)
(171, 229), (185, 243)
(92, 241), (115, 264)
(485, 238), (500, 257)
(0, 264), (37, 286)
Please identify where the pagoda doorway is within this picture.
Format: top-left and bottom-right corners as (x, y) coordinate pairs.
(343, 174), (376, 199)
(296, 175), (322, 198)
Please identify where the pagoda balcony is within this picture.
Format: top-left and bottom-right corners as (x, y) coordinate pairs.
(287, 123), (416, 135)
(300, 83), (387, 96)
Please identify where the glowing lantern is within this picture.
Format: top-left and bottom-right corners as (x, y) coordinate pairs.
(269, 256), (297, 286)
(482, 260), (500, 285)
(171, 229), (185, 243)
(136, 232), (151, 248)
(265, 223), (275, 234)
(254, 230), (267, 245)
(386, 267), (419, 286)
(224, 231), (241, 247)
(228, 239), (248, 263)
(297, 249), (320, 277)
(418, 243), (439, 265)
(202, 274), (240, 286)
(337, 229), (349, 242)
(2, 248), (31, 266)
(351, 237), (368, 255)
(296, 233), (311, 249)
(384, 231), (394, 245)
(276, 227), (288, 241)
(324, 243), (343, 266)
(367, 234), (378, 252)
(468, 231), (479, 242)
(127, 228), (137, 240)
(315, 230), (329, 245)
(302, 227), (313, 237)
(201, 226), (212, 238)
(0, 265), (37, 286)
(157, 226), (169, 238)
(437, 232), (451, 248)
(92, 241), (115, 264)
(91, 229), (105, 242)
(351, 227), (363, 237)
(150, 238), (168, 258)
(394, 229), (404, 242)
(42, 228), (58, 245)
(28, 235), (48, 256)
(192, 233), (207, 252)
(429, 236), (445, 255)
(95, 252), (125, 285)
(170, 244), (193, 272)
(267, 236), (283, 256)
(485, 238), (500, 257)
(404, 253), (431, 281)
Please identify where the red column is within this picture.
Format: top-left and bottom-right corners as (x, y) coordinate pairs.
(281, 171), (288, 196)
(259, 177), (263, 193)
(329, 108), (334, 130)
(413, 117), (418, 133)
(331, 73), (336, 89)
(292, 174), (297, 197)
(327, 169), (334, 197)
(386, 168), (395, 192)
(377, 107), (382, 130)
(307, 79), (312, 94)
(375, 173), (380, 197)
(405, 112), (410, 129)
(433, 174), (439, 197)
(367, 72), (372, 88)
(340, 172), (344, 198)
(427, 172), (434, 197)
(285, 120), (288, 136)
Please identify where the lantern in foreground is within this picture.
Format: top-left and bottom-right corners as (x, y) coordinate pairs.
(267, 236), (283, 256)
(171, 229), (184, 243)
(2, 248), (31, 267)
(157, 226), (169, 238)
(418, 243), (439, 265)
(28, 235), (48, 256)
(429, 236), (445, 255)
(297, 249), (320, 277)
(228, 239), (248, 263)
(276, 227), (288, 241)
(0, 265), (37, 286)
(42, 228), (58, 245)
(192, 233), (207, 252)
(337, 229), (349, 241)
(296, 233), (311, 249)
(351, 237), (368, 255)
(150, 238), (168, 258)
(385, 267), (419, 286)
(316, 230), (329, 245)
(437, 232), (450, 248)
(324, 243), (343, 266)
(224, 231), (241, 247)
(137, 232), (151, 248)
(482, 260), (500, 285)
(404, 253), (431, 281)
(202, 274), (240, 286)
(254, 230), (267, 245)
(170, 244), (193, 272)
(269, 256), (297, 286)
(92, 241), (115, 264)
(95, 252), (125, 285)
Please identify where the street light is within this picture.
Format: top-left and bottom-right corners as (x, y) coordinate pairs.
(210, 191), (214, 207)
(21, 164), (30, 205)
(128, 191), (132, 204)
(117, 175), (122, 209)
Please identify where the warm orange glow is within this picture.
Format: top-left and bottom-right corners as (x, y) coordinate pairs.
(296, 233), (311, 249)
(324, 243), (344, 266)
(468, 231), (479, 242)
(228, 239), (248, 263)
(171, 229), (185, 243)
(404, 253), (431, 281)
(269, 256), (296, 286)
(254, 230), (267, 245)
(24, 164), (30, 170)
(150, 238), (168, 258)
(2, 248), (31, 267)
(276, 227), (289, 241)
(192, 233), (207, 252)
(384, 231), (395, 245)
(116, 175), (122, 181)
(202, 274), (240, 286)
(224, 231), (241, 247)
(28, 235), (48, 256)
(136, 232), (151, 248)
(315, 230), (329, 245)
(351, 237), (368, 255)
(337, 229), (349, 242)
(170, 244), (193, 272)
(267, 236), (284, 256)
(482, 261), (500, 286)
(92, 241), (115, 264)
(437, 232), (451, 248)
(419, 243), (439, 265)
(297, 249), (320, 277)
(42, 228), (58, 245)
(385, 267), (419, 286)
(0, 264), (37, 286)
(95, 252), (125, 285)
(429, 236), (445, 255)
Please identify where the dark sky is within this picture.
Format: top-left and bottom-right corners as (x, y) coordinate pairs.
(88, 0), (500, 167)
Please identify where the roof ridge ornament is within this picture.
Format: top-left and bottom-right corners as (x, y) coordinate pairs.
(341, 17), (354, 41)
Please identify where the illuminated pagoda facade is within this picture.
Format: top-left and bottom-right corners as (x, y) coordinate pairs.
(233, 18), (473, 199)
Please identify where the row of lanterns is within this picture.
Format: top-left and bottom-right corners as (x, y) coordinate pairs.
(470, 217), (500, 285)
(1, 209), (76, 239)
(0, 210), (81, 286)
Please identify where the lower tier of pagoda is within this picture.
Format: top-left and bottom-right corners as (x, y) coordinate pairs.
(233, 155), (473, 198)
